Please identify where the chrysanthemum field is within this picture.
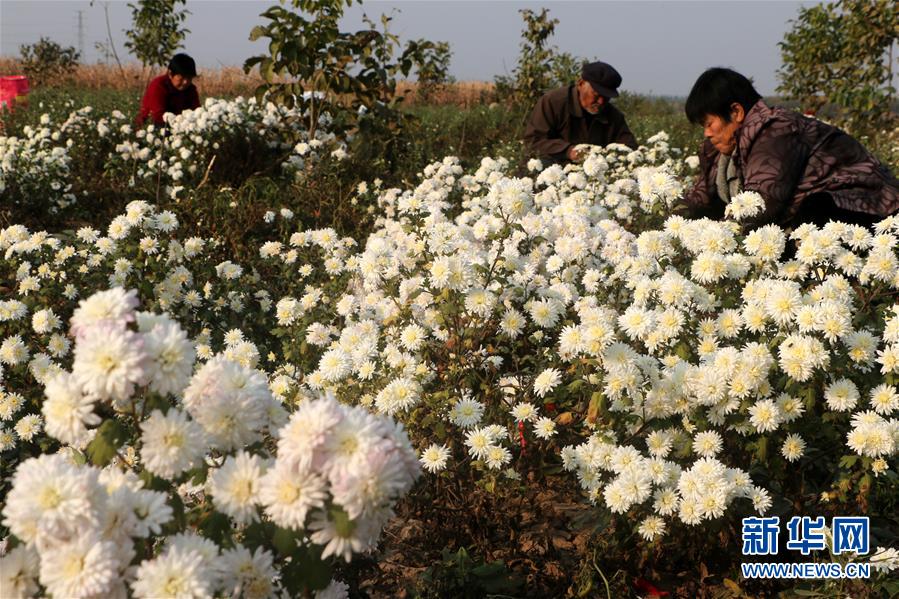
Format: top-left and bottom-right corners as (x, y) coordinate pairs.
(1, 91), (898, 598)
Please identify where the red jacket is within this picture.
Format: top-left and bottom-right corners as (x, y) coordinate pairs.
(136, 74), (200, 126)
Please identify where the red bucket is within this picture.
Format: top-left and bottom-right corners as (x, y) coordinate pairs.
(0, 76), (30, 112)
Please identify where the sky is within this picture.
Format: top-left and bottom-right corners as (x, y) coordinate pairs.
(1, 0), (818, 96)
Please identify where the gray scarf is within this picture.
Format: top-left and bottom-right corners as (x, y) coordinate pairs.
(716, 152), (741, 202)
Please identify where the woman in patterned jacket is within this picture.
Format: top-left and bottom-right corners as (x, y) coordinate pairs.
(680, 67), (899, 230)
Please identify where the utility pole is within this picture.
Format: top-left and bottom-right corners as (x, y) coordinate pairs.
(77, 10), (85, 57)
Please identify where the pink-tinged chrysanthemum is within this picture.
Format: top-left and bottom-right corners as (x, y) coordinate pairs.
(69, 287), (139, 339)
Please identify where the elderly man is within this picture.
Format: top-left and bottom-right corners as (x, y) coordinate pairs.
(524, 60), (637, 165)
(136, 53), (200, 127)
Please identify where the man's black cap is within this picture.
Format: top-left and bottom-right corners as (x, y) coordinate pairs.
(168, 53), (197, 78)
(581, 61), (621, 98)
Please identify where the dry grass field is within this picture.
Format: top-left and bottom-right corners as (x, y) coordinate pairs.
(0, 58), (496, 106)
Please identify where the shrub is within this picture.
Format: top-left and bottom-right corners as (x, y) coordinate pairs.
(18, 37), (80, 86)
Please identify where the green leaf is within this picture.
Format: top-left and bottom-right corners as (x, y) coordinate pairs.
(330, 506), (355, 538)
(188, 466), (208, 486)
(248, 25), (268, 42)
(272, 526), (299, 556)
(294, 544), (333, 591)
(200, 511), (232, 546)
(839, 454), (859, 469)
(756, 436), (768, 462)
(166, 494), (187, 532)
(242, 521), (272, 550)
(139, 470), (170, 492)
(85, 419), (128, 466)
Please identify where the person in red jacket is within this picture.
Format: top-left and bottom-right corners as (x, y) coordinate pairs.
(136, 53), (200, 127)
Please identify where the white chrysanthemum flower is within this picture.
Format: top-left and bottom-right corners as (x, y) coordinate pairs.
(533, 368), (562, 398)
(450, 397), (484, 428)
(527, 298), (563, 329)
(331, 446), (418, 520)
(0, 391), (24, 420)
(420, 443), (450, 473)
(781, 434), (806, 462)
(692, 431), (723, 457)
(47, 332), (71, 358)
(259, 461), (328, 529)
(749, 486), (772, 513)
(31, 308), (61, 334)
(13, 414), (42, 442)
(2, 454), (101, 546)
(142, 318), (196, 397)
(318, 348), (352, 382)
(638, 515), (667, 541)
(373, 376), (422, 415)
(140, 409), (207, 480)
(316, 579), (350, 599)
(0, 544), (39, 597)
(484, 445), (512, 470)
(131, 488), (173, 537)
(869, 383), (899, 415)
(724, 190), (765, 221)
(218, 544), (278, 599)
(131, 546), (213, 598)
(210, 451), (265, 524)
(400, 323), (428, 352)
(500, 308), (525, 338)
(869, 546), (899, 573)
(72, 324), (147, 404)
(846, 411), (895, 458)
(308, 511), (372, 563)
(510, 401), (538, 423)
(39, 532), (120, 598)
(215, 260), (243, 280)
(42, 372), (101, 445)
(464, 427), (494, 460)
(182, 356), (274, 450)
(824, 378), (860, 411)
(276, 396), (343, 471)
(533, 417), (557, 439)
(0, 335), (29, 366)
(646, 431), (673, 458)
(749, 399), (782, 433)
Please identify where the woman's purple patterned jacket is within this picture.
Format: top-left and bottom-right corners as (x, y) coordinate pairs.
(683, 100), (899, 228)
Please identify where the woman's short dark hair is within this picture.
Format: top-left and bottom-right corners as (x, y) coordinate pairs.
(168, 53), (197, 78)
(685, 67), (761, 124)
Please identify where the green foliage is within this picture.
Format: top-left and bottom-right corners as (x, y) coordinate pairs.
(412, 547), (523, 598)
(86, 419), (129, 466)
(407, 39), (454, 101)
(18, 37), (80, 86)
(494, 8), (584, 108)
(124, 0), (191, 70)
(778, 0), (898, 133)
(244, 0), (422, 139)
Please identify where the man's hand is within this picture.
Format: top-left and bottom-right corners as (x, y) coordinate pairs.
(566, 145), (584, 163)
